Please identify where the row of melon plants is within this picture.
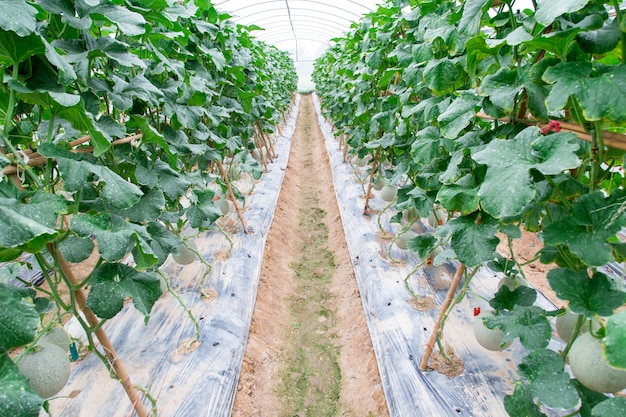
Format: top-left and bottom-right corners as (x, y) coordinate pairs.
(0, 1), (297, 416)
(313, 0), (626, 415)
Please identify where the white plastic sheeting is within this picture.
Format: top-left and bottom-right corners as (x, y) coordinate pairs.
(312, 93), (567, 416)
(48, 97), (301, 417)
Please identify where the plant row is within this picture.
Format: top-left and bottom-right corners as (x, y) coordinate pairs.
(0, 1), (297, 416)
(313, 0), (626, 416)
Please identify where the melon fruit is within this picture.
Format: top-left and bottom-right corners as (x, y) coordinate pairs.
(215, 198), (230, 215)
(172, 240), (197, 265)
(18, 343), (71, 398)
(568, 332), (626, 393)
(39, 327), (71, 353)
(395, 230), (417, 250)
(380, 185), (397, 202)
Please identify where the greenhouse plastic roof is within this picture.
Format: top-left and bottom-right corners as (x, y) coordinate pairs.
(214, 0), (381, 62)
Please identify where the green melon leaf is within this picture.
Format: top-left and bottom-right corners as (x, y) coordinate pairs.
(0, 283), (38, 352)
(544, 62), (626, 124)
(604, 310), (626, 369)
(58, 236), (95, 264)
(591, 397), (626, 417)
(38, 143), (143, 210)
(473, 127), (580, 219)
(406, 234), (437, 259)
(0, 0), (38, 36)
(483, 305), (552, 350)
(576, 19), (621, 55)
(504, 383), (547, 417)
(0, 30), (44, 66)
(70, 213), (135, 263)
(0, 353), (41, 417)
(534, 0), (590, 27)
(458, 0), (490, 36)
(0, 206), (58, 251)
(479, 65), (549, 119)
(518, 349), (580, 409)
(86, 263), (162, 319)
(489, 285), (537, 311)
(423, 59), (458, 96)
(543, 190), (626, 266)
(437, 93), (481, 139)
(547, 269), (626, 317)
(436, 185), (480, 215)
(89, 3), (146, 36)
(435, 212), (499, 267)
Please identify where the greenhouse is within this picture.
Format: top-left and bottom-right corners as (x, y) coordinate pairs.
(1, 1), (626, 417)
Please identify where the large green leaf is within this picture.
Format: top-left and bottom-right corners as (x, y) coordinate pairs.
(592, 397), (626, 417)
(543, 190), (626, 266)
(544, 62), (626, 123)
(86, 263), (161, 319)
(0, 353), (41, 417)
(0, 283), (38, 352)
(547, 269), (626, 317)
(0, 0), (37, 36)
(603, 310), (626, 369)
(483, 305), (552, 350)
(0, 206), (57, 250)
(436, 185), (479, 215)
(0, 30), (44, 65)
(435, 212), (499, 267)
(458, 0), (490, 36)
(473, 127), (580, 219)
(90, 37), (146, 69)
(89, 2), (146, 36)
(535, 0), (590, 27)
(70, 213), (135, 263)
(423, 59), (458, 96)
(577, 19), (621, 55)
(437, 93), (481, 139)
(489, 285), (537, 311)
(186, 188), (223, 229)
(116, 188), (165, 223)
(479, 66), (548, 119)
(38, 143), (143, 210)
(518, 349), (580, 409)
(504, 383), (547, 417)
(58, 236), (95, 263)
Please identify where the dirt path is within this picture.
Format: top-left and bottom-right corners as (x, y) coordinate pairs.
(232, 95), (389, 417)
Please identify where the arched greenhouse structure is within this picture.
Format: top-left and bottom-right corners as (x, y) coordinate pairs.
(1, 1), (626, 416)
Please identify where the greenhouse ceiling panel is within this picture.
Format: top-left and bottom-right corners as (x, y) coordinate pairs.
(214, 0), (381, 61)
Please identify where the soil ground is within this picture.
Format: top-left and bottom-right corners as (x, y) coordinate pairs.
(231, 95), (389, 417)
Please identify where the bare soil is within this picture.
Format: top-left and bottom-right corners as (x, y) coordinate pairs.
(231, 95), (388, 417)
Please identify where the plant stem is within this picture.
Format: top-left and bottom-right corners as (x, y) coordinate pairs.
(156, 270), (200, 342)
(613, 0), (626, 64)
(363, 149), (380, 214)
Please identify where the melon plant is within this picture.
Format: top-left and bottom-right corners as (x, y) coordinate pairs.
(568, 333), (626, 393)
(0, 0), (297, 415)
(313, 0), (626, 414)
(18, 344), (71, 399)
